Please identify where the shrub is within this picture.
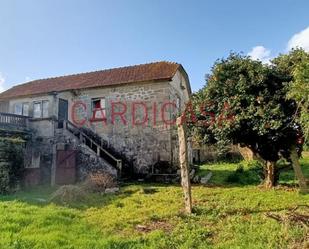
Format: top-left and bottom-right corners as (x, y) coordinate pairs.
(235, 164), (244, 173)
(226, 172), (241, 183)
(81, 172), (117, 193)
(0, 138), (24, 194)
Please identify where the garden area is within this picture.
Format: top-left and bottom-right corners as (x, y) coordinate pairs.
(0, 154), (308, 249)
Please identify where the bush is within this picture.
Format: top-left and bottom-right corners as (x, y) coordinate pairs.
(235, 164), (244, 173)
(81, 172), (117, 193)
(226, 161), (261, 185)
(0, 138), (24, 194)
(49, 185), (87, 204)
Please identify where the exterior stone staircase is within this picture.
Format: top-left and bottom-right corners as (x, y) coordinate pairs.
(61, 120), (125, 178)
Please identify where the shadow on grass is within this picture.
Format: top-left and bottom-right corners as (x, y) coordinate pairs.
(0, 182), (170, 210)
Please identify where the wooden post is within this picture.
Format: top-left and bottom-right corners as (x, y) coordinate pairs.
(97, 146), (100, 156)
(51, 142), (57, 186)
(51, 120), (57, 186)
(177, 117), (192, 214)
(290, 145), (308, 193)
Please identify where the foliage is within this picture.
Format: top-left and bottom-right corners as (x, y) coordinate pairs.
(287, 58), (309, 147)
(0, 155), (308, 248)
(189, 52), (301, 164)
(0, 138), (24, 194)
(271, 49), (309, 149)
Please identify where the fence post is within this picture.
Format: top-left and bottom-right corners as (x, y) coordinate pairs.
(176, 117), (192, 214)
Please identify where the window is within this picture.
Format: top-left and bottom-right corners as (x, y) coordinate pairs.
(33, 100), (49, 118)
(33, 102), (42, 118)
(14, 103), (29, 116)
(0, 102), (9, 112)
(22, 103), (29, 116)
(42, 100), (49, 118)
(14, 103), (22, 115)
(91, 98), (106, 120)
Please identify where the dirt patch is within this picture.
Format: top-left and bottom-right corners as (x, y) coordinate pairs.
(49, 185), (87, 204)
(135, 220), (173, 233)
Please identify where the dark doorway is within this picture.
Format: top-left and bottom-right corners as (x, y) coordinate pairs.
(55, 150), (76, 185)
(58, 99), (68, 128)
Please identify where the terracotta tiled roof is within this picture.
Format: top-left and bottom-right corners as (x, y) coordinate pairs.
(0, 61), (183, 100)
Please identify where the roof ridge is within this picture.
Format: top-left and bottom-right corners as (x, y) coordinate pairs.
(11, 61), (179, 88)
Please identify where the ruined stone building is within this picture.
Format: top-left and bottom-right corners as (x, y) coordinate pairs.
(0, 62), (191, 185)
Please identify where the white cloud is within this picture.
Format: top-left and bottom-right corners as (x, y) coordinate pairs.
(0, 73), (5, 93)
(25, 76), (31, 82)
(287, 26), (309, 52)
(248, 46), (272, 64)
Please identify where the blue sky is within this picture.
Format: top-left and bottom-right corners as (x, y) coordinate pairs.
(1, 0), (309, 92)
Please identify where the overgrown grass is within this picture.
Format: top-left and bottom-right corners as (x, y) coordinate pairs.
(0, 155), (308, 248)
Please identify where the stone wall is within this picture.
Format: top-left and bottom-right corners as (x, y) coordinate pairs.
(58, 82), (176, 175)
(76, 144), (117, 181)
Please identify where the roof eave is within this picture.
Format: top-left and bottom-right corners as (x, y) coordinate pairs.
(0, 77), (175, 101)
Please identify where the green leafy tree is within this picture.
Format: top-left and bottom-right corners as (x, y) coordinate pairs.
(286, 59), (309, 145)
(189, 52), (307, 190)
(272, 49), (309, 191)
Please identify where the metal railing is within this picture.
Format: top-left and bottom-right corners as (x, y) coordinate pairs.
(63, 120), (122, 173)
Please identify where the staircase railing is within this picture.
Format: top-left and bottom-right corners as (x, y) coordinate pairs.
(62, 120), (122, 173)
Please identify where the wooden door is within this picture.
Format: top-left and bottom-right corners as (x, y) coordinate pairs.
(55, 150), (76, 185)
(58, 98), (68, 128)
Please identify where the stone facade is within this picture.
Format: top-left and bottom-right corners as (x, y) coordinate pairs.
(0, 67), (191, 181)
(65, 71), (189, 174)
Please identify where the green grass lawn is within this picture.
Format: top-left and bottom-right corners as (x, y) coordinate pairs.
(0, 155), (309, 249)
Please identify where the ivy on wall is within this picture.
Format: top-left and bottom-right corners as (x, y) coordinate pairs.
(0, 138), (24, 193)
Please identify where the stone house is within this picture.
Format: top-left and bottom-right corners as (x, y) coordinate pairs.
(0, 61), (191, 185)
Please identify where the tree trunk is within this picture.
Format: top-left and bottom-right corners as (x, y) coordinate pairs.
(290, 145), (308, 193)
(237, 145), (254, 161)
(264, 161), (275, 188)
(176, 117), (192, 214)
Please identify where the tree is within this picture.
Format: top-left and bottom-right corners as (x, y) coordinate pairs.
(272, 49), (309, 192)
(188, 52), (306, 189)
(286, 57), (309, 146)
